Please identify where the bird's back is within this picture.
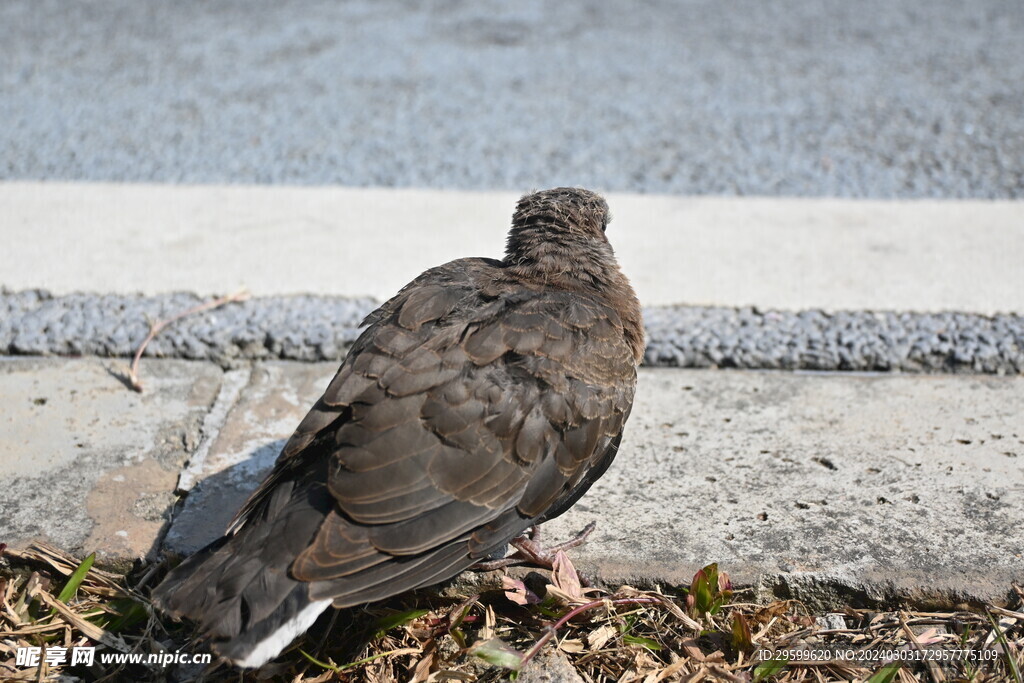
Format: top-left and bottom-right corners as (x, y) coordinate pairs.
(153, 189), (643, 669)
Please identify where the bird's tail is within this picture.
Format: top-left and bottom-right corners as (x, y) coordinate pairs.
(152, 463), (335, 668)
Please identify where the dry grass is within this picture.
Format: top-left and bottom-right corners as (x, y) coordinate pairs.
(1, 542), (1022, 682)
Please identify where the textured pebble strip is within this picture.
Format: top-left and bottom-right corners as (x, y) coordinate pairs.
(2, 290), (1022, 374)
(642, 306), (1023, 374)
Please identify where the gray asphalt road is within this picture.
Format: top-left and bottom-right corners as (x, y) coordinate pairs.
(2, 0), (1022, 197)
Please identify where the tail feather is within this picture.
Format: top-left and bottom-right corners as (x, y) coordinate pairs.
(151, 446), (525, 668)
(153, 540), (330, 667)
(152, 458), (334, 667)
(219, 586), (332, 669)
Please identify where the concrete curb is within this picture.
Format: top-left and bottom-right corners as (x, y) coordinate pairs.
(2, 182), (1023, 313)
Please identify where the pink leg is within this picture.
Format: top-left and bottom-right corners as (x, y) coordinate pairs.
(471, 521), (596, 575)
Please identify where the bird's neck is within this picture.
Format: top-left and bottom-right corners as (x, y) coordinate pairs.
(503, 231), (645, 365)
(505, 231), (612, 288)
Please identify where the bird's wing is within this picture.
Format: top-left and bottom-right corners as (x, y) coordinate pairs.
(236, 260), (637, 606)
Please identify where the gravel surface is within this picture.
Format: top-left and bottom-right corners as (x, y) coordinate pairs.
(3, 291), (1021, 374)
(2, 0), (1022, 197)
(642, 306), (1024, 374)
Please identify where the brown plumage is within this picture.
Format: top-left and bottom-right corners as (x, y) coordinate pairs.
(152, 187), (644, 668)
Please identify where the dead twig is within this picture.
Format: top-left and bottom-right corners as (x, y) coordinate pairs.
(519, 597), (662, 670)
(899, 611), (945, 683)
(125, 289), (249, 392)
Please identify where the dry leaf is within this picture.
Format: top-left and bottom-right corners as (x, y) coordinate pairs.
(680, 637), (705, 661)
(751, 600), (791, 627)
(409, 638), (438, 683)
(428, 671), (476, 681)
(552, 551), (585, 601)
(37, 591), (129, 653)
(587, 623), (618, 651)
(650, 653), (693, 682)
(558, 638), (585, 653)
(502, 576), (540, 606)
(545, 583), (586, 606)
(481, 604), (496, 642)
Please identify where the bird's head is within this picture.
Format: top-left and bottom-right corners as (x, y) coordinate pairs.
(504, 187), (615, 283)
(509, 187), (611, 242)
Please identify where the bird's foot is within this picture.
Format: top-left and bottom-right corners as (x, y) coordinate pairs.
(472, 521), (596, 583)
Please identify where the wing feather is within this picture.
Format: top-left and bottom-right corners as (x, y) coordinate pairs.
(255, 259), (637, 605)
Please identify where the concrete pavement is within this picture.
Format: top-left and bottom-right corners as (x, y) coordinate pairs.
(0, 357), (221, 569)
(3, 358), (1021, 608)
(545, 369), (1024, 610)
(2, 182), (1023, 313)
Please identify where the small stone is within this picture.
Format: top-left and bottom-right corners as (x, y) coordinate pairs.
(515, 649), (585, 683)
(815, 613), (847, 630)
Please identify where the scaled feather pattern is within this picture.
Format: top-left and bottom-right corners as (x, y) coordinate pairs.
(152, 187), (644, 668)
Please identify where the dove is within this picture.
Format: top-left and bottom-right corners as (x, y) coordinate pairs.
(152, 187), (643, 668)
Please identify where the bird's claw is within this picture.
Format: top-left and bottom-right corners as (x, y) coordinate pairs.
(471, 521), (597, 583)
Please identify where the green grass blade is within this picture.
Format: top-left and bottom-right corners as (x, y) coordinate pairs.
(57, 553), (95, 604)
(622, 634), (663, 651)
(866, 661), (902, 683)
(300, 647), (415, 672)
(300, 649), (341, 672)
(470, 638), (525, 670)
(48, 552), (97, 618)
(752, 654), (788, 681)
(373, 608), (430, 637)
(103, 599), (149, 632)
(987, 611), (1023, 683)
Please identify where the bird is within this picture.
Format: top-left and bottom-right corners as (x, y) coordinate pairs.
(151, 187), (644, 668)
